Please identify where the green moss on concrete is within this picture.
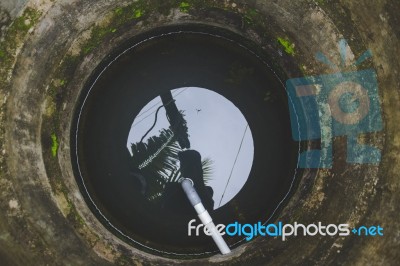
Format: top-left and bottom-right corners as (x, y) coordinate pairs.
(277, 37), (295, 55)
(82, 26), (118, 55)
(243, 8), (262, 25)
(81, 2), (156, 55)
(179, 2), (190, 12)
(12, 8), (40, 32)
(50, 133), (58, 157)
(133, 9), (143, 18)
(112, 1), (150, 25)
(66, 199), (86, 227)
(0, 8), (42, 194)
(0, 7), (41, 85)
(78, 0), (278, 58)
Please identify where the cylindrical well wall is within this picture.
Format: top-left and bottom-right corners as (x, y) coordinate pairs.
(0, 0), (399, 265)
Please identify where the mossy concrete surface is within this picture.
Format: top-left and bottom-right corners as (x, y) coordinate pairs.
(0, 0), (399, 265)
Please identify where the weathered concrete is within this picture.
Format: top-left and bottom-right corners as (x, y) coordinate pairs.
(0, 0), (399, 265)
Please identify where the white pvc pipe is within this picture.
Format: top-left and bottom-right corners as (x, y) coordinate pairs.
(180, 178), (231, 255)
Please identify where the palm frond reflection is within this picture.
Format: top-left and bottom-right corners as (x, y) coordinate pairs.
(130, 128), (213, 202)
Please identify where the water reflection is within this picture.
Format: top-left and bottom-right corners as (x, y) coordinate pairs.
(127, 87), (254, 209)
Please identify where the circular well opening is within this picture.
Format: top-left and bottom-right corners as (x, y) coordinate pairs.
(72, 24), (298, 257)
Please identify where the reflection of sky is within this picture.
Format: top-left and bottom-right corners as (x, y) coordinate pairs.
(127, 87), (254, 208)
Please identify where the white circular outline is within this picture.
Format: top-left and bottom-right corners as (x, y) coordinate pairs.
(74, 30), (302, 256)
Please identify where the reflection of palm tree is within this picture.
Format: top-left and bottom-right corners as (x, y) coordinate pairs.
(130, 128), (213, 202)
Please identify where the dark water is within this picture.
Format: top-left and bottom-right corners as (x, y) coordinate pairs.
(72, 24), (298, 257)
